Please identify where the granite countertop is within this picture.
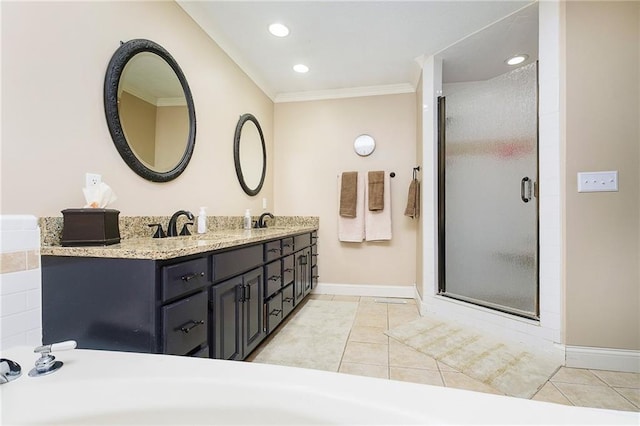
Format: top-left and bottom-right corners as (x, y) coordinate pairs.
(40, 226), (317, 260)
(39, 215), (319, 260)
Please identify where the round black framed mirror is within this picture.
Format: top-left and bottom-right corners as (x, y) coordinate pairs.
(234, 113), (266, 196)
(104, 39), (196, 182)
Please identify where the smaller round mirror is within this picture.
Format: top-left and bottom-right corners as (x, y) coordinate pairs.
(234, 114), (266, 196)
(354, 134), (376, 157)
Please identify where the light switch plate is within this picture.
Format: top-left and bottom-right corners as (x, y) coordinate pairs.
(577, 171), (618, 193)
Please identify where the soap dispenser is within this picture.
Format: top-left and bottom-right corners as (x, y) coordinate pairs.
(197, 207), (207, 234)
(243, 209), (252, 230)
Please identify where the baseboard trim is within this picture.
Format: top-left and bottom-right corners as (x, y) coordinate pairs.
(313, 282), (416, 298)
(565, 345), (640, 373)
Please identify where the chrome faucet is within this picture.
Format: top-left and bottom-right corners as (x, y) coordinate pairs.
(257, 212), (274, 228)
(167, 210), (194, 237)
(0, 358), (21, 384)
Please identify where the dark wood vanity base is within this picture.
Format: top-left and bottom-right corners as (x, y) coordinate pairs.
(42, 230), (318, 360)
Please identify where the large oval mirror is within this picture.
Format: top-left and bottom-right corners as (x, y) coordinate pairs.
(234, 114), (266, 196)
(104, 39), (196, 182)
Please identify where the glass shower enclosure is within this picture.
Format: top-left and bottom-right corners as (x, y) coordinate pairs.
(438, 62), (539, 319)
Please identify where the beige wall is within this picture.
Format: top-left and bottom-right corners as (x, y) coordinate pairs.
(1, 1), (273, 217)
(274, 94), (417, 287)
(564, 1), (640, 350)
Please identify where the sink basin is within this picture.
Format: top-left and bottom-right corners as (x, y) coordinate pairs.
(1, 347), (637, 425)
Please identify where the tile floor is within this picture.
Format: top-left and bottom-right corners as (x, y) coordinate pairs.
(250, 294), (640, 413)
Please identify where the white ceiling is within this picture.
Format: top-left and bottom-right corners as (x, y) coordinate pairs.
(177, 1), (538, 102)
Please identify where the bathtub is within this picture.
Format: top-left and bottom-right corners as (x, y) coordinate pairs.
(0, 346), (637, 424)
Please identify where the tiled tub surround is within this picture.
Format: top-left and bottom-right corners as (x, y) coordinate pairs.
(0, 215), (42, 350)
(39, 215), (318, 259)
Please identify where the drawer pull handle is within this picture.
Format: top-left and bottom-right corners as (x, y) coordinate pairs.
(283, 297), (294, 304)
(269, 309), (282, 317)
(179, 319), (204, 334)
(181, 272), (205, 282)
(282, 243), (291, 248)
(311, 254), (318, 257)
(268, 248), (280, 253)
(268, 275), (281, 282)
(283, 268), (294, 273)
(312, 275), (320, 279)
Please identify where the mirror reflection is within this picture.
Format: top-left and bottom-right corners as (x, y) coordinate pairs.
(234, 114), (266, 196)
(118, 52), (189, 173)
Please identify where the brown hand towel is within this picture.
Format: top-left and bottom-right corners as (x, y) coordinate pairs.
(368, 171), (385, 211)
(339, 171), (358, 217)
(404, 178), (420, 218)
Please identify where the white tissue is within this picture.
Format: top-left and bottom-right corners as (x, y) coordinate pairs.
(83, 182), (117, 208)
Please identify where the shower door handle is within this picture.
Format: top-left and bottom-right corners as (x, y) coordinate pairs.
(520, 177), (532, 203)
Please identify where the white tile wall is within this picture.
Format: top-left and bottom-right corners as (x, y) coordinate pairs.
(0, 215), (42, 350)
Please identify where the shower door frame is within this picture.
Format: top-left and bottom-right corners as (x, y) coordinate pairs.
(436, 72), (541, 320)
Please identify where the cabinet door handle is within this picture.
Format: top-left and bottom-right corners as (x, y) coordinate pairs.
(269, 309), (282, 317)
(237, 284), (244, 302)
(299, 255), (308, 266)
(245, 284), (251, 301)
(181, 272), (205, 282)
(178, 319), (204, 334)
(268, 275), (281, 282)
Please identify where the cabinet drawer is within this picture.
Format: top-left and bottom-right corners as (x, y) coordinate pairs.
(162, 291), (207, 356)
(265, 292), (283, 334)
(191, 346), (210, 358)
(161, 257), (208, 302)
(282, 255), (294, 286)
(213, 244), (263, 282)
(265, 260), (282, 297)
(264, 240), (281, 262)
(282, 284), (295, 318)
(294, 233), (311, 250)
(281, 237), (294, 256)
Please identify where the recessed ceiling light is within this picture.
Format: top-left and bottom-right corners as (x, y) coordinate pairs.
(268, 23), (289, 37)
(506, 54), (529, 66)
(293, 64), (309, 73)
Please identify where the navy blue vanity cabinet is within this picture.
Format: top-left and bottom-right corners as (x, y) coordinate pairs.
(211, 245), (266, 360)
(311, 231), (319, 290)
(42, 255), (211, 356)
(42, 256), (159, 353)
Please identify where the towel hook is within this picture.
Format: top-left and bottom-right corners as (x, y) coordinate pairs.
(412, 166), (420, 180)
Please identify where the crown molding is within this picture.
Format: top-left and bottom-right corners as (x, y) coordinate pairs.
(274, 83), (416, 104)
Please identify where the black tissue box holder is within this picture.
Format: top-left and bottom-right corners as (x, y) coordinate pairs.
(61, 208), (121, 246)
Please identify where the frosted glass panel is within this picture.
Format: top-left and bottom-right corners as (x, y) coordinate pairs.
(441, 62), (538, 317)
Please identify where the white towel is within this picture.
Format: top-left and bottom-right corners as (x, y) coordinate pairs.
(365, 172), (392, 241)
(338, 172), (365, 242)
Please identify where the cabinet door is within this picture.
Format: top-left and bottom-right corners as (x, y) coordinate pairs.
(212, 276), (242, 360)
(243, 268), (266, 356)
(302, 248), (312, 297)
(294, 251), (305, 302)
